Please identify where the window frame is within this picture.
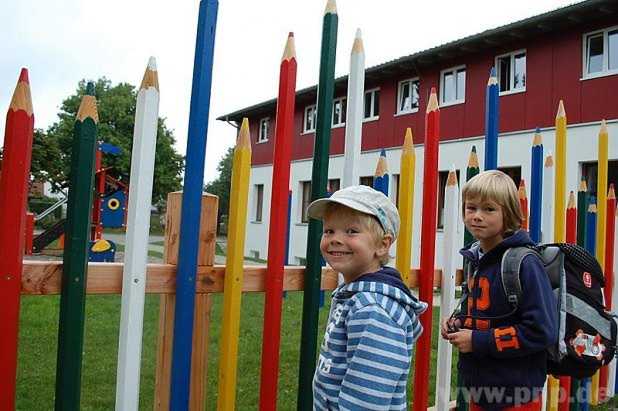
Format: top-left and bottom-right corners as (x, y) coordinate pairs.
(439, 65), (466, 107)
(253, 184), (264, 223)
(495, 49), (527, 96)
(303, 104), (317, 134)
(582, 25), (618, 80)
(299, 181), (312, 224)
(257, 117), (270, 143)
(363, 87), (380, 121)
(332, 97), (347, 128)
(396, 78), (420, 115)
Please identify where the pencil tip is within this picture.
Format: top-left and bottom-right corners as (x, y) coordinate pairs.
(19, 68), (29, 83)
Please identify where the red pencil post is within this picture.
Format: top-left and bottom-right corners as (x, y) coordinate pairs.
(413, 88), (440, 411)
(0, 68), (34, 410)
(259, 33), (297, 410)
(599, 185), (616, 402)
(558, 192), (577, 411)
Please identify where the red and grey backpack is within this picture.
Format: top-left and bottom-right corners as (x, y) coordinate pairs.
(499, 243), (617, 378)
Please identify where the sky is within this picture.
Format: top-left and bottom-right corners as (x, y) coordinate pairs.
(1, 0), (578, 184)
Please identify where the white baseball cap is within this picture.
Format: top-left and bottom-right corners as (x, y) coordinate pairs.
(307, 185), (400, 240)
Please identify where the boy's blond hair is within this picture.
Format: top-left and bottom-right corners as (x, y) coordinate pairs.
(461, 170), (523, 234)
(322, 202), (392, 266)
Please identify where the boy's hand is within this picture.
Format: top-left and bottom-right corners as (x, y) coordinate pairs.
(440, 317), (461, 339)
(446, 329), (473, 353)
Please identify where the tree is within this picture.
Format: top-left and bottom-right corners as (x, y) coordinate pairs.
(32, 78), (184, 205)
(204, 146), (233, 222)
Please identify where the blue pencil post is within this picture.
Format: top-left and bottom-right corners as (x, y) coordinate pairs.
(484, 67), (499, 170)
(582, 196), (597, 411)
(372, 148), (389, 196)
(529, 129), (543, 243)
(169, 0), (218, 409)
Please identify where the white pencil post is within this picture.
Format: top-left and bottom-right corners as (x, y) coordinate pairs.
(115, 57), (160, 411)
(342, 28), (365, 188)
(542, 152), (554, 243)
(435, 167), (459, 411)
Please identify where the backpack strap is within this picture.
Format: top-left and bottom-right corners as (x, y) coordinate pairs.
(501, 246), (539, 308)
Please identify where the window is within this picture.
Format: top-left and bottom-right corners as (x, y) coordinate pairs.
(300, 181), (312, 223)
(327, 179), (340, 194)
(258, 118), (269, 143)
(332, 97), (346, 127)
(581, 161), (618, 199)
(254, 184), (264, 222)
(364, 88), (380, 120)
(397, 79), (420, 114)
(495, 166), (522, 188)
(440, 66), (466, 105)
(437, 170), (461, 229)
(496, 51), (526, 93)
(304, 105), (317, 133)
(583, 27), (618, 78)
(359, 176), (374, 187)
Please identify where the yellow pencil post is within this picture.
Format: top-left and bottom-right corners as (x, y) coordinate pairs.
(591, 119), (609, 406)
(549, 100), (567, 411)
(396, 128), (416, 285)
(217, 118), (252, 411)
(554, 100), (567, 243)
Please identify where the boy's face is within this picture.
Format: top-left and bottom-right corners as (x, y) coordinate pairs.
(320, 210), (386, 282)
(464, 196), (505, 251)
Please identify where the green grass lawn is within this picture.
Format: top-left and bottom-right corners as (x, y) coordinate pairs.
(16, 292), (618, 410)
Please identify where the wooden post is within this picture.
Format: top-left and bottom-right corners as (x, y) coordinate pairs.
(154, 191), (218, 411)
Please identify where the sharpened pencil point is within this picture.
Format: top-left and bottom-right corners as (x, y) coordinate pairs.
(238, 118), (251, 149)
(427, 88), (439, 113)
(568, 191), (576, 208)
(351, 29), (364, 54)
(19, 68), (29, 83)
(468, 147), (479, 169)
(325, 0), (337, 14)
(533, 130), (542, 146)
(447, 169), (457, 186)
(282, 33), (297, 61)
(556, 100), (566, 119)
(9, 69), (33, 115)
(403, 128), (414, 152)
(488, 67), (498, 86)
(579, 179), (588, 192)
(600, 119), (608, 135)
(140, 58), (160, 91)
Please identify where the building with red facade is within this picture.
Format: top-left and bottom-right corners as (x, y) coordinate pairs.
(218, 0), (618, 267)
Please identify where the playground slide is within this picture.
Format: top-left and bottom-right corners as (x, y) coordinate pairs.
(32, 218), (65, 253)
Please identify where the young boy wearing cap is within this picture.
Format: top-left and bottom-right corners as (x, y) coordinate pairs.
(309, 185), (427, 410)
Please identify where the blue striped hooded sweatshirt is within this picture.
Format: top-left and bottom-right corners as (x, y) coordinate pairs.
(313, 266), (428, 410)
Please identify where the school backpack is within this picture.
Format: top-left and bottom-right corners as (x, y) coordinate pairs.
(500, 243), (617, 378)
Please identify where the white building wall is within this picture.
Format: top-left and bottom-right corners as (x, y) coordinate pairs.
(244, 120), (617, 270)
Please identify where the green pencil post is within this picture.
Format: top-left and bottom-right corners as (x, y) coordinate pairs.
(297, 1), (338, 409)
(55, 82), (98, 411)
